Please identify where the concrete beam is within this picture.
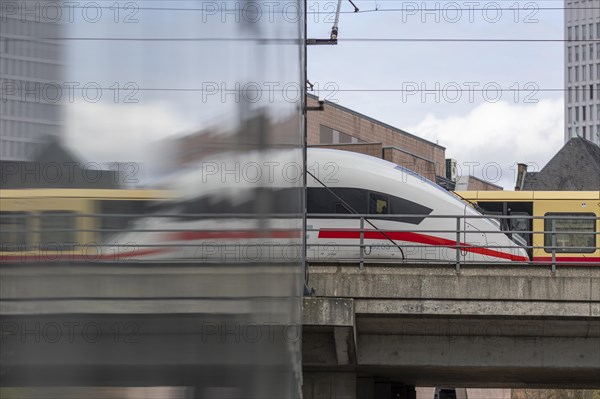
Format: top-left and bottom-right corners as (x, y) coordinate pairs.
(358, 334), (600, 375)
(303, 298), (354, 327)
(354, 299), (600, 319)
(0, 264), (301, 300)
(308, 264), (600, 302)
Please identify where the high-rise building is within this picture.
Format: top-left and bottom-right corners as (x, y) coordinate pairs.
(0, 0), (63, 160)
(564, 0), (600, 145)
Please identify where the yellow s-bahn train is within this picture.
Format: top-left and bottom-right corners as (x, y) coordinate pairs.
(0, 189), (168, 263)
(454, 191), (600, 264)
(2, 188), (599, 265)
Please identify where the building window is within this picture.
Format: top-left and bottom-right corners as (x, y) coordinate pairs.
(568, 107), (572, 123)
(575, 45), (579, 61)
(591, 84), (594, 100)
(568, 87), (572, 102)
(319, 125), (363, 145)
(582, 24), (587, 41)
(319, 125), (334, 143)
(582, 44), (586, 61)
(583, 105), (586, 121)
(568, 67), (572, 83)
(568, 27), (572, 40)
(589, 23), (594, 39)
(582, 126), (586, 138)
(568, 46), (572, 63)
(338, 131), (353, 144)
(582, 65), (587, 81)
(575, 66), (579, 82)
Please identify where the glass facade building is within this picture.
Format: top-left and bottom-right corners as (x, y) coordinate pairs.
(564, 0), (600, 144)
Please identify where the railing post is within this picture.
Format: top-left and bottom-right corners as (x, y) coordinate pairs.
(359, 216), (364, 270)
(551, 219), (557, 273)
(455, 217), (461, 273)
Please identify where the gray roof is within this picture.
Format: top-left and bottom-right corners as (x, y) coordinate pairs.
(522, 137), (600, 191)
(2, 136), (120, 189)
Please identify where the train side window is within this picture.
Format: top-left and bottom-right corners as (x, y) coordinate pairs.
(369, 193), (388, 214)
(335, 202), (352, 214)
(0, 212), (28, 251)
(544, 213), (596, 253)
(40, 211), (76, 250)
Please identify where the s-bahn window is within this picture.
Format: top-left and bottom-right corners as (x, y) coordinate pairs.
(369, 193), (388, 214)
(40, 211), (76, 250)
(0, 212), (28, 251)
(510, 212), (530, 243)
(100, 200), (150, 238)
(544, 213), (596, 253)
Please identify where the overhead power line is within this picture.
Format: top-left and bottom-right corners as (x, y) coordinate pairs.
(2, 37), (596, 42)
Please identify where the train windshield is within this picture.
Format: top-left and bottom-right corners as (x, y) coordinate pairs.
(511, 233), (527, 247)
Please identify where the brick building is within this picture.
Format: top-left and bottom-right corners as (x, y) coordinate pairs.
(455, 175), (503, 191)
(171, 94), (502, 191)
(307, 94), (446, 182)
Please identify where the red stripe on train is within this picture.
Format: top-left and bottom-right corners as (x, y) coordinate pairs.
(0, 247), (172, 263)
(317, 229), (529, 262)
(170, 229), (301, 240)
(532, 256), (600, 264)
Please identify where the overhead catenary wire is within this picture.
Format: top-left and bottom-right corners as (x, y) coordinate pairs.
(3, 37), (596, 42)
(1, 86), (578, 92)
(25, 4), (599, 11)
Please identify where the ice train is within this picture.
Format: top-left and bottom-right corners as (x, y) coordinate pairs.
(100, 149), (528, 263)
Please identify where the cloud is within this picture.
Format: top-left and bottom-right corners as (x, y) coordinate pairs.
(65, 101), (191, 164)
(407, 98), (565, 189)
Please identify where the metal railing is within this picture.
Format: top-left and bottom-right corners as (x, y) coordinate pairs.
(305, 213), (599, 270)
(1, 212), (598, 268)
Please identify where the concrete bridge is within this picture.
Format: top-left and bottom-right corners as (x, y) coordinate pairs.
(1, 262), (599, 398)
(302, 263), (600, 398)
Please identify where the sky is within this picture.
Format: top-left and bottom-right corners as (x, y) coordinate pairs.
(306, 0), (567, 189)
(61, 0), (569, 189)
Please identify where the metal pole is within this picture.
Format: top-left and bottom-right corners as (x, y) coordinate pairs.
(551, 219), (557, 273)
(359, 216), (364, 270)
(455, 217), (461, 273)
(302, 0), (308, 290)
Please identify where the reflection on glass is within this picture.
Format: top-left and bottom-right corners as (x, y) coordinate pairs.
(1, 0), (304, 397)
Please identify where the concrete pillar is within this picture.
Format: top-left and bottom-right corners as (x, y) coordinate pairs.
(302, 372), (356, 399)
